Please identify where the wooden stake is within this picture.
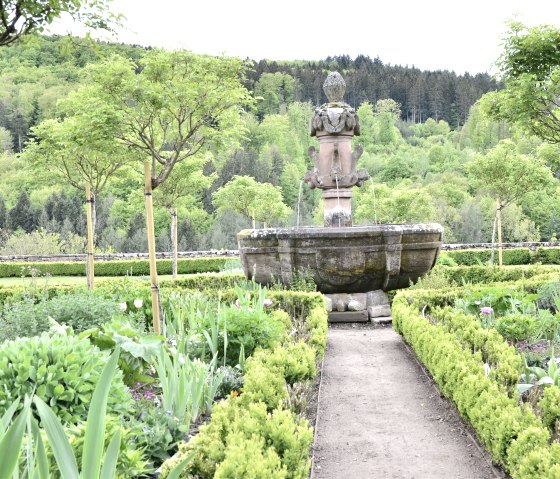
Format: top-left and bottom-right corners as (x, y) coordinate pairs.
(85, 183), (95, 290)
(497, 197), (503, 267)
(144, 160), (161, 334)
(171, 207), (178, 279)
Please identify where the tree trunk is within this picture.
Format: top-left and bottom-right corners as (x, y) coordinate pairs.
(490, 209), (497, 266)
(144, 160), (161, 334)
(170, 207), (178, 279)
(85, 184), (95, 290)
(497, 197), (503, 267)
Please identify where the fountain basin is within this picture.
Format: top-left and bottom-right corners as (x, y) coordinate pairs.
(237, 223), (444, 293)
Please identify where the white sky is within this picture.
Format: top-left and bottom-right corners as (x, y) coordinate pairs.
(51, 0), (560, 75)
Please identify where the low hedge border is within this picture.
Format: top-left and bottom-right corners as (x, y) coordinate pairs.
(0, 257), (230, 278)
(160, 290), (328, 479)
(393, 294), (560, 477)
(406, 272), (560, 309)
(443, 247), (560, 266)
(437, 265), (560, 286)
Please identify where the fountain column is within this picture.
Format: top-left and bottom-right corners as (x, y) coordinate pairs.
(304, 72), (369, 227)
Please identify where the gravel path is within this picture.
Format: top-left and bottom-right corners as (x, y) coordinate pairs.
(312, 324), (505, 479)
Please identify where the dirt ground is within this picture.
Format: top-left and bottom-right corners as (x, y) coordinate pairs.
(311, 324), (508, 479)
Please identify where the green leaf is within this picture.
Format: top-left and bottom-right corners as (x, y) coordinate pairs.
(165, 451), (195, 479)
(0, 400), (29, 479)
(32, 419), (50, 479)
(81, 347), (120, 479)
(99, 430), (121, 479)
(517, 383), (534, 394)
(34, 396), (79, 479)
(0, 398), (20, 434)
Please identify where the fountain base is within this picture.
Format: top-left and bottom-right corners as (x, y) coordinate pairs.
(237, 223), (443, 294)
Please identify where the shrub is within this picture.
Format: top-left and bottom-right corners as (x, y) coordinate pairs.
(539, 386), (560, 430)
(0, 257), (232, 278)
(535, 247), (560, 265)
(495, 313), (537, 342)
(42, 290), (120, 331)
(214, 432), (287, 478)
(0, 332), (132, 425)
(392, 294), (554, 475)
(0, 297), (49, 341)
(0, 290), (120, 342)
(160, 398), (312, 479)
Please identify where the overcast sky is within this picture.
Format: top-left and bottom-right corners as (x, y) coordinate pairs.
(52, 0), (560, 75)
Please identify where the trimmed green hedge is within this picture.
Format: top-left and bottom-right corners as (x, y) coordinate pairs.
(0, 257), (230, 278)
(437, 264), (560, 286)
(393, 294), (560, 477)
(444, 247), (560, 266)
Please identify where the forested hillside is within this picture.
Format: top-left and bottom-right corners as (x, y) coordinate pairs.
(1, 34), (559, 256)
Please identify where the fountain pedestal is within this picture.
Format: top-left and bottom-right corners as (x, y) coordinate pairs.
(237, 71), (444, 321)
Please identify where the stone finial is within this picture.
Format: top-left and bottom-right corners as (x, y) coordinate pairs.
(323, 72), (346, 103)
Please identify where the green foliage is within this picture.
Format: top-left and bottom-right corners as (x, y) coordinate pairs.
(159, 284), (324, 479)
(467, 139), (553, 210)
(0, 332), (132, 425)
(483, 21), (560, 143)
(392, 294), (556, 474)
(444, 248), (535, 266)
(0, 257), (230, 278)
(214, 432), (287, 479)
(88, 50), (252, 189)
(0, 1), (119, 47)
(0, 289), (119, 341)
(160, 399), (312, 479)
(60, 415), (150, 478)
(0, 228), (85, 255)
(212, 175), (291, 227)
(84, 315), (162, 385)
(538, 385), (560, 430)
(495, 313), (537, 342)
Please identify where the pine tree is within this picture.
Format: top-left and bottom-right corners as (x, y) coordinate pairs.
(8, 190), (35, 232)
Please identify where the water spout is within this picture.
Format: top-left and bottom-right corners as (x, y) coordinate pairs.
(296, 179), (304, 227)
(369, 177), (378, 225)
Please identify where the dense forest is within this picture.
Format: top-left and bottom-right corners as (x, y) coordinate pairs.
(1, 34), (559, 256)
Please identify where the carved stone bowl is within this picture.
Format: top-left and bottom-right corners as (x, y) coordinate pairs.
(237, 223), (444, 294)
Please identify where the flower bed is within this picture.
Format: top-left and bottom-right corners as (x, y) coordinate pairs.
(0, 274), (328, 477)
(393, 275), (560, 477)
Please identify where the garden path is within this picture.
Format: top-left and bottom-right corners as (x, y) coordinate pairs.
(311, 324), (506, 479)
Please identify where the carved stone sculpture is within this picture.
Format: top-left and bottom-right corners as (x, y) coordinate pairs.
(305, 72), (369, 226)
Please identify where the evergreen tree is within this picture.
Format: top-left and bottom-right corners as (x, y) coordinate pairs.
(8, 190), (35, 232)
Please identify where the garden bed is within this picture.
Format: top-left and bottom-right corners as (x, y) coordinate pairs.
(393, 272), (560, 478)
(0, 273), (328, 477)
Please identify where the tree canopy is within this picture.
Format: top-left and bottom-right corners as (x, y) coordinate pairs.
(481, 21), (560, 143)
(0, 0), (119, 46)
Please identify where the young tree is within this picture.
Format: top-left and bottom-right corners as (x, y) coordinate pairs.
(0, 0), (120, 46)
(154, 154), (215, 278)
(23, 85), (134, 288)
(87, 50), (252, 332)
(212, 175), (291, 228)
(481, 21), (560, 143)
(467, 139), (553, 264)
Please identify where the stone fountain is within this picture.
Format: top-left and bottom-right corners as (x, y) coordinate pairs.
(237, 72), (443, 322)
